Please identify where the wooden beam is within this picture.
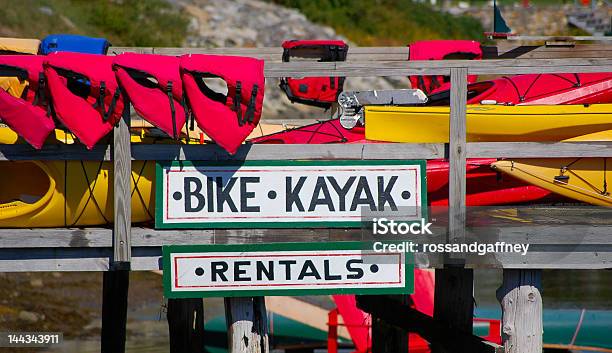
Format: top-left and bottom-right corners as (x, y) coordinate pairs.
(0, 143), (445, 161)
(3, 224), (612, 248)
(110, 45), (612, 61)
(496, 270), (543, 353)
(504, 35), (612, 42)
(225, 297), (269, 353)
(448, 68), (468, 249)
(370, 295), (410, 353)
(432, 268), (475, 353)
(11, 140), (612, 162)
(112, 101), (132, 267)
(101, 270), (129, 353)
(431, 67), (474, 353)
(130, 143), (444, 161)
(486, 43), (612, 59)
(466, 141), (612, 158)
(100, 95), (132, 353)
(356, 295), (496, 353)
(167, 298), (205, 353)
(0, 243), (609, 271)
(262, 58), (612, 77)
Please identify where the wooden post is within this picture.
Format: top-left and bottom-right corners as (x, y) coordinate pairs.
(167, 298), (205, 353)
(496, 270), (543, 353)
(101, 270), (129, 353)
(432, 268), (474, 353)
(101, 100), (132, 353)
(448, 67), (467, 250)
(225, 297), (269, 353)
(432, 67), (473, 353)
(370, 295), (409, 353)
(112, 101), (132, 267)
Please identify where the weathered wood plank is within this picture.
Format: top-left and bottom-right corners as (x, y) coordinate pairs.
(0, 245), (609, 271)
(504, 35), (612, 41)
(486, 43), (612, 59)
(262, 59), (612, 77)
(496, 270), (543, 353)
(225, 297), (269, 353)
(112, 105), (132, 265)
(131, 143), (444, 161)
(101, 270), (129, 353)
(432, 267), (475, 353)
(449, 68), (468, 249)
(110, 45), (612, 61)
(467, 141), (612, 158)
(2, 223), (612, 247)
(0, 143), (111, 161)
(109, 47), (154, 55)
(0, 143), (445, 161)
(9, 141), (612, 161)
(369, 295), (410, 353)
(167, 298), (205, 353)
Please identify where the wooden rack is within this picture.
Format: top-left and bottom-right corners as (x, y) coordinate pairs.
(1, 44), (611, 353)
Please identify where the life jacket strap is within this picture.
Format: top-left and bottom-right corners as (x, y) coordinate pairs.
(429, 75), (440, 92)
(244, 84), (259, 124)
(182, 95), (195, 132)
(416, 75), (426, 92)
(103, 88), (122, 122)
(166, 81), (178, 139)
(33, 72), (47, 106)
(93, 81), (106, 110)
(234, 81), (243, 126)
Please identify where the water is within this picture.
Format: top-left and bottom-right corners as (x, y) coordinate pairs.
(475, 269), (612, 310)
(34, 269), (612, 352)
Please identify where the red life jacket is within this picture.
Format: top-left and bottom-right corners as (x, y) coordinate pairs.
(180, 54), (265, 154)
(280, 40), (348, 108)
(44, 52), (124, 149)
(0, 55), (55, 149)
(113, 53), (185, 139)
(408, 40), (482, 94)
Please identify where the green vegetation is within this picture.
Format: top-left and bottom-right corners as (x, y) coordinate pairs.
(0, 0), (189, 46)
(268, 0), (485, 45)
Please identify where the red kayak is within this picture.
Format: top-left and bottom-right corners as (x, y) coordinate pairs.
(429, 72), (612, 105)
(427, 158), (561, 206)
(252, 72), (612, 205)
(250, 120), (561, 206)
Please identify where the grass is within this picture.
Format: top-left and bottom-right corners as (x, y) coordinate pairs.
(0, 0), (189, 47)
(267, 0), (485, 46)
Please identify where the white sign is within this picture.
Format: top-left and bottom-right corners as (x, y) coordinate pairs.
(156, 160), (426, 228)
(163, 243), (411, 297)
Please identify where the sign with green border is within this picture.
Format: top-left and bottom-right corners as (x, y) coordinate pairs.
(163, 242), (414, 298)
(156, 160), (427, 229)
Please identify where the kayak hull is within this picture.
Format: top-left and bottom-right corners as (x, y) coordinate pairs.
(0, 160), (155, 227)
(365, 104), (612, 143)
(492, 158), (612, 206)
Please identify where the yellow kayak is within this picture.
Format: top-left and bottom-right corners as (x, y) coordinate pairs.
(0, 37), (40, 54)
(0, 160), (155, 227)
(365, 104), (612, 143)
(491, 158), (612, 206)
(0, 37), (42, 98)
(0, 122), (293, 227)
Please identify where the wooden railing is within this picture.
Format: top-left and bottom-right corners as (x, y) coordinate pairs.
(0, 49), (611, 272)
